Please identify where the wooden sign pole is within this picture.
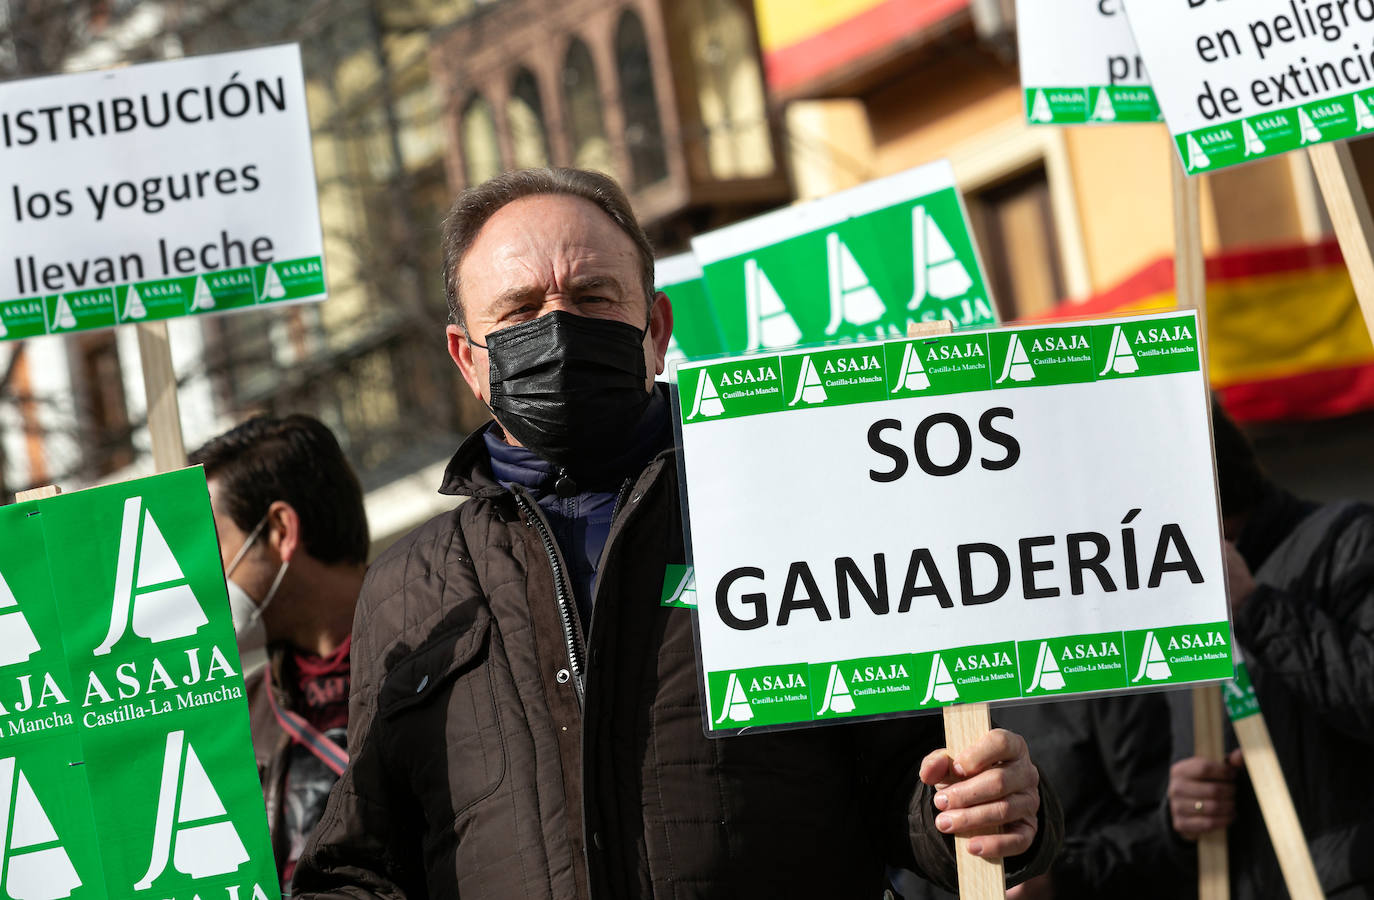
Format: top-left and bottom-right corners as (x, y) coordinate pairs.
(134, 320), (187, 473)
(1171, 152), (1230, 900)
(906, 318), (1005, 899)
(1173, 153), (1326, 899)
(1308, 142), (1374, 345)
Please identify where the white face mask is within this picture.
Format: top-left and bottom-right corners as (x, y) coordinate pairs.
(225, 512), (289, 680)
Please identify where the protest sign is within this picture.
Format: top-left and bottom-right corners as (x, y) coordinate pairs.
(1017, 0), (1162, 125)
(690, 161), (996, 356)
(656, 252), (726, 379)
(0, 44), (325, 341)
(1122, 0), (1374, 173)
(0, 468), (277, 900)
(675, 309), (1230, 734)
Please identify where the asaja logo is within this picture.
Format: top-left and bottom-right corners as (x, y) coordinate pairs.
(713, 672), (752, 725)
(815, 664), (855, 716)
(1098, 326), (1138, 376)
(122, 285), (148, 321)
(0, 570), (41, 670)
(1029, 89), (1053, 123)
(1166, 630), (1227, 651)
(685, 371), (724, 420)
(823, 232), (886, 338)
(1299, 107), (1322, 143)
(93, 496), (208, 658)
(920, 654), (958, 705)
(995, 334), (1034, 384)
(259, 264), (286, 301)
(788, 356), (826, 407)
(49, 296), (77, 332)
(1243, 119), (1266, 156)
(0, 757), (82, 900)
(134, 730), (249, 890)
(189, 276), (215, 313)
(743, 258), (801, 351)
(1091, 89), (1116, 123)
(1024, 642), (1065, 693)
(911, 204), (973, 306)
(890, 343), (930, 394)
(1131, 631), (1172, 683)
(1185, 134), (1212, 171)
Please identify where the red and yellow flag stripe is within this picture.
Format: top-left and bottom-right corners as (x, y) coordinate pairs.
(1040, 240), (1374, 422)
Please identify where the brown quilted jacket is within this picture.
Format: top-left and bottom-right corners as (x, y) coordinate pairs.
(293, 421), (1061, 899)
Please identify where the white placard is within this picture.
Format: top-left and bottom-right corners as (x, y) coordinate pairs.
(0, 45), (325, 339)
(676, 309), (1232, 733)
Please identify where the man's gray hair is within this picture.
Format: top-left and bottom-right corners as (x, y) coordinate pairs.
(441, 167), (657, 327)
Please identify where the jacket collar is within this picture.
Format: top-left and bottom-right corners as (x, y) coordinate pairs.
(440, 382), (675, 499)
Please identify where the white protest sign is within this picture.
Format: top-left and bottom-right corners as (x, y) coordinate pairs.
(1122, 0), (1374, 173)
(1017, 0), (1163, 125)
(0, 44), (325, 341)
(676, 310), (1232, 733)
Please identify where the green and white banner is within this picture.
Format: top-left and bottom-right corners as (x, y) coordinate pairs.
(1017, 0), (1163, 125)
(656, 252), (726, 382)
(0, 469), (278, 899)
(1121, 1), (1374, 173)
(690, 161), (996, 356)
(0, 45), (326, 341)
(676, 310), (1232, 733)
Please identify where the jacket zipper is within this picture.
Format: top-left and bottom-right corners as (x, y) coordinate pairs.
(513, 490), (587, 707)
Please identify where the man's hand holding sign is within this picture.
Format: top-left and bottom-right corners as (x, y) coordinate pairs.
(922, 728), (1042, 858)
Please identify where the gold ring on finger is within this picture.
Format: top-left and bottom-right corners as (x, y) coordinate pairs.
(1194, 800), (1204, 812)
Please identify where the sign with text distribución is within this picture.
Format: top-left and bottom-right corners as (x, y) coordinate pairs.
(675, 310), (1232, 735)
(0, 45), (325, 341)
(1122, 0), (1374, 173)
(690, 160), (997, 357)
(1017, 0), (1163, 125)
(0, 468), (278, 899)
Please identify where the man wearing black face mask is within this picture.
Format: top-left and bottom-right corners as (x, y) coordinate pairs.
(294, 168), (1061, 900)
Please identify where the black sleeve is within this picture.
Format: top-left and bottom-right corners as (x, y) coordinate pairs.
(1048, 694), (1191, 897)
(1235, 512), (1374, 744)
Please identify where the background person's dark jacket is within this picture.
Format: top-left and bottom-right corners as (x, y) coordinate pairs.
(293, 415), (1061, 899)
(896, 693), (1187, 900)
(1170, 492), (1374, 900)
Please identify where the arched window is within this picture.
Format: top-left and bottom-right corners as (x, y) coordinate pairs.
(561, 38), (614, 174)
(669, 0), (773, 179)
(615, 10), (668, 188)
(508, 68), (550, 169)
(460, 94), (502, 186)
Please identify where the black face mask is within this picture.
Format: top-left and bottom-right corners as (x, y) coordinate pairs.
(474, 310), (651, 484)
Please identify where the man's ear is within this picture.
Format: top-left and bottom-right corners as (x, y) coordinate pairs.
(649, 291), (674, 376)
(266, 500), (301, 564)
(447, 324), (486, 401)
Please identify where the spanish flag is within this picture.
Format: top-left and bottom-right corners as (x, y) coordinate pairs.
(1042, 240), (1374, 423)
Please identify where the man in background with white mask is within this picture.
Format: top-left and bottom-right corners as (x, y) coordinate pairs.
(190, 414), (369, 892)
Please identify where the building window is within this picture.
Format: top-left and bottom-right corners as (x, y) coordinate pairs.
(965, 165), (1067, 320)
(74, 333), (134, 476)
(668, 0), (773, 180)
(461, 94), (503, 185)
(508, 68), (550, 169)
(615, 10), (668, 188)
(561, 38), (614, 174)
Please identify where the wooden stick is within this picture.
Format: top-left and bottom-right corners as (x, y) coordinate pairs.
(943, 702), (1005, 899)
(1308, 142), (1374, 346)
(903, 319), (1003, 897)
(16, 485), (60, 502)
(1192, 684), (1231, 900)
(1231, 715), (1325, 899)
(135, 321), (187, 474)
(1172, 150), (1231, 900)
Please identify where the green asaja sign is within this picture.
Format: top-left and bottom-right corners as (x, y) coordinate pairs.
(690, 161), (996, 357)
(0, 468), (278, 900)
(676, 310), (1233, 734)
